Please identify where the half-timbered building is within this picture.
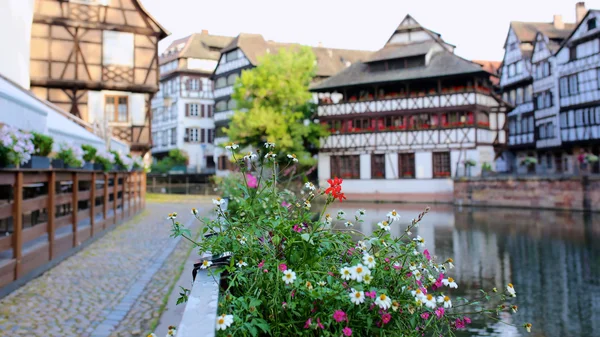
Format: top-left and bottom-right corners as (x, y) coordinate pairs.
(211, 33), (371, 175)
(499, 12), (575, 173)
(556, 8), (600, 172)
(310, 15), (507, 201)
(151, 31), (233, 173)
(28, 0), (169, 157)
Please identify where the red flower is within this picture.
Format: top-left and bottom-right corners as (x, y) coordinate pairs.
(325, 177), (347, 202)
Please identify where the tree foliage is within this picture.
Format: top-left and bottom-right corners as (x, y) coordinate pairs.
(225, 46), (328, 166)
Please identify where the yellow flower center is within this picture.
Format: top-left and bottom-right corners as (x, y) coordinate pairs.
(416, 289), (422, 294)
(368, 257), (373, 262)
(383, 221), (388, 225)
(286, 274), (292, 279)
(448, 277), (454, 282)
(508, 283), (513, 288)
(444, 296), (450, 302)
(392, 211), (397, 216)
(344, 270), (350, 275)
(216, 197), (221, 201)
(447, 258), (453, 263)
(356, 267), (363, 273)
(238, 260), (243, 264)
(426, 294), (433, 301)
(380, 294), (387, 301)
(355, 292), (361, 298)
(203, 261), (208, 266)
(218, 318), (225, 324)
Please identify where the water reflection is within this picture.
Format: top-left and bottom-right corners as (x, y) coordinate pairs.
(326, 203), (600, 337)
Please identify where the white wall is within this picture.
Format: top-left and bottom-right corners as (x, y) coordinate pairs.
(415, 152), (432, 179)
(318, 153), (331, 182)
(385, 153), (398, 179)
(0, 0), (34, 89)
(326, 179), (453, 195)
(359, 154), (371, 179)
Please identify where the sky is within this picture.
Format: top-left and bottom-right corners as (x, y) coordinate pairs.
(141, 0), (600, 61)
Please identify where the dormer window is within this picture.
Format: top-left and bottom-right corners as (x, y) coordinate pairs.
(588, 18), (597, 31)
(70, 0), (109, 5)
(368, 55), (425, 72)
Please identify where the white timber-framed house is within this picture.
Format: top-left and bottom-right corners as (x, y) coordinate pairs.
(151, 31), (233, 173)
(310, 15), (509, 202)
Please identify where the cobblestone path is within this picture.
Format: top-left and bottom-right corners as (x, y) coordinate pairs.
(0, 200), (210, 337)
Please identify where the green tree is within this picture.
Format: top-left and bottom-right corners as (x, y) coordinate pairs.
(225, 46), (328, 166)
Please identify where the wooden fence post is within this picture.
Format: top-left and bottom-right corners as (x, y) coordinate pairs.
(127, 173), (132, 216)
(113, 173), (118, 224)
(13, 172), (23, 278)
(48, 171), (56, 260)
(90, 172), (96, 237)
(122, 174), (126, 220)
(72, 172), (78, 247)
(103, 173), (108, 229)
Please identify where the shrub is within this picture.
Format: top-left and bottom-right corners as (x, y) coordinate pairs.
(81, 144), (97, 163)
(95, 150), (114, 172)
(169, 143), (530, 336)
(0, 125), (34, 166)
(482, 162), (493, 172)
(32, 132), (54, 157)
(56, 143), (84, 168)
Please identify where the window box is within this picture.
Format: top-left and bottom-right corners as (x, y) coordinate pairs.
(22, 156), (50, 169)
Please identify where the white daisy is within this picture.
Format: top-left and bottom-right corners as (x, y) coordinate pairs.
(507, 283), (516, 297)
(224, 142), (238, 150)
(423, 294), (437, 309)
(304, 182), (316, 191)
(191, 208), (198, 216)
(340, 267), (353, 280)
(324, 214), (332, 224)
(377, 221), (390, 231)
(375, 293), (392, 310)
(437, 294), (452, 308)
(349, 289), (365, 305)
(356, 240), (367, 251)
(442, 277), (458, 289)
(351, 264), (369, 282)
(243, 152), (257, 161)
(282, 269), (296, 284)
(362, 254), (376, 269)
(287, 154), (298, 162)
(212, 198), (224, 206)
(387, 210), (401, 222)
(304, 200), (311, 209)
(356, 209), (366, 216)
(264, 152), (277, 160)
(167, 212), (177, 220)
(237, 236), (247, 245)
(412, 270), (422, 280)
(446, 258), (455, 269)
(344, 221), (353, 227)
(200, 260), (212, 269)
(337, 210), (345, 219)
(236, 260), (248, 268)
(362, 271), (373, 284)
(147, 334), (156, 337)
(413, 235), (425, 247)
(264, 142), (275, 149)
(216, 314), (234, 331)
(411, 289), (426, 301)
(317, 281), (327, 287)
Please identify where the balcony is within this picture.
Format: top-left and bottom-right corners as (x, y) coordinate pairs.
(213, 85), (234, 99)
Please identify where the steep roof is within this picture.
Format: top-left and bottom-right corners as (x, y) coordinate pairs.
(556, 10), (600, 54)
(472, 60), (501, 85)
(311, 50), (488, 90)
(366, 40), (437, 63)
(510, 21), (576, 43)
(133, 0), (170, 39)
(221, 33), (372, 78)
(160, 32), (234, 64)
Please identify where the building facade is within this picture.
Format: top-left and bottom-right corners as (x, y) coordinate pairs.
(499, 3), (600, 174)
(28, 0), (168, 156)
(310, 15), (508, 201)
(211, 33), (371, 175)
(151, 32), (233, 173)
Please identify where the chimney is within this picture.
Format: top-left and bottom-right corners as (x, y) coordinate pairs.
(553, 15), (564, 29)
(201, 29), (209, 35)
(318, 41), (323, 48)
(576, 2), (586, 24)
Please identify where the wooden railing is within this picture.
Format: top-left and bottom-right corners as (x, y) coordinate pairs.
(0, 170), (146, 289)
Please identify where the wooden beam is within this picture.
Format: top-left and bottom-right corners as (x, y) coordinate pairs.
(103, 173), (108, 229)
(29, 78), (158, 94)
(13, 172), (23, 279)
(121, 174), (126, 220)
(72, 173), (78, 247)
(48, 171), (56, 260)
(113, 173), (118, 224)
(32, 15), (162, 37)
(90, 172), (96, 237)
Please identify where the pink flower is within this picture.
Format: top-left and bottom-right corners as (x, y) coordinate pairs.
(384, 257), (390, 263)
(435, 307), (445, 319)
(432, 273), (444, 291)
(258, 260), (265, 268)
(246, 173), (258, 188)
(316, 318), (324, 329)
(342, 327), (352, 336)
(292, 225), (303, 233)
(291, 289), (296, 298)
(455, 318), (465, 329)
(463, 316), (471, 324)
(281, 201), (291, 208)
(347, 247), (355, 255)
(263, 269), (268, 273)
(365, 291), (376, 299)
(421, 312), (430, 320)
(423, 249), (431, 261)
(279, 263), (288, 271)
(304, 318), (312, 329)
(282, 302), (287, 309)
(393, 264), (401, 270)
(381, 313), (392, 324)
(333, 310), (347, 323)
(327, 271), (335, 277)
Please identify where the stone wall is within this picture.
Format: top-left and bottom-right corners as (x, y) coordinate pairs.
(454, 176), (600, 212)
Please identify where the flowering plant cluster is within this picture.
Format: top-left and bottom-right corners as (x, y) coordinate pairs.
(0, 125), (35, 167)
(57, 143), (85, 168)
(121, 154), (134, 171)
(95, 150), (115, 172)
(170, 143), (529, 336)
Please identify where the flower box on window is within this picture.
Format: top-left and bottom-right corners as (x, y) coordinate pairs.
(348, 96), (357, 102)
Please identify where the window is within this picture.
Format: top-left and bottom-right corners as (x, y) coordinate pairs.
(330, 155), (360, 179)
(371, 154), (386, 179)
(227, 73), (239, 86)
(187, 103), (199, 117)
(207, 105), (213, 118)
(105, 96), (128, 122)
(218, 155), (233, 170)
(189, 79), (200, 91)
(521, 118), (528, 133)
(215, 77), (227, 89)
(588, 18), (597, 31)
(432, 152), (451, 178)
(508, 64), (515, 77)
(524, 85), (533, 102)
(509, 90), (516, 105)
(559, 77), (568, 97)
(539, 124), (546, 139)
(103, 31), (134, 66)
(215, 101), (227, 112)
(569, 75), (579, 94)
(515, 61), (523, 74)
(516, 87), (523, 104)
(570, 47), (577, 61)
(185, 128), (199, 142)
(170, 127), (177, 145)
(534, 91), (553, 109)
(207, 129), (214, 144)
(225, 50), (238, 62)
(227, 99), (237, 110)
(164, 130), (170, 146)
(509, 120), (515, 134)
(398, 153), (415, 178)
(547, 123), (554, 138)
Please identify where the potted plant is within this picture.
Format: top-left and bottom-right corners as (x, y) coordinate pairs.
(121, 154), (134, 172)
(81, 144), (97, 170)
(95, 150), (114, 172)
(0, 125), (35, 169)
(110, 150), (125, 171)
(521, 156), (538, 173)
(463, 159), (476, 177)
(481, 162), (493, 177)
(22, 132), (53, 169)
(56, 143), (84, 169)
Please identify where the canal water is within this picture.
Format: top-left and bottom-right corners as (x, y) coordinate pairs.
(326, 203), (600, 337)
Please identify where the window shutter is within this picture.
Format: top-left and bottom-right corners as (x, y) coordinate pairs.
(184, 128), (189, 142)
(199, 79), (203, 91)
(209, 129), (214, 143)
(185, 104), (190, 117)
(208, 105), (213, 117)
(201, 105), (205, 118)
(201, 129), (206, 143)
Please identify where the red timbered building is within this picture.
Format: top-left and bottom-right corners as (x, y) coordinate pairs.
(310, 15), (508, 201)
(29, 0), (169, 156)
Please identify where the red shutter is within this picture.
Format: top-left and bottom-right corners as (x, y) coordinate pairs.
(185, 104), (190, 116)
(201, 105), (205, 118)
(208, 105), (213, 117)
